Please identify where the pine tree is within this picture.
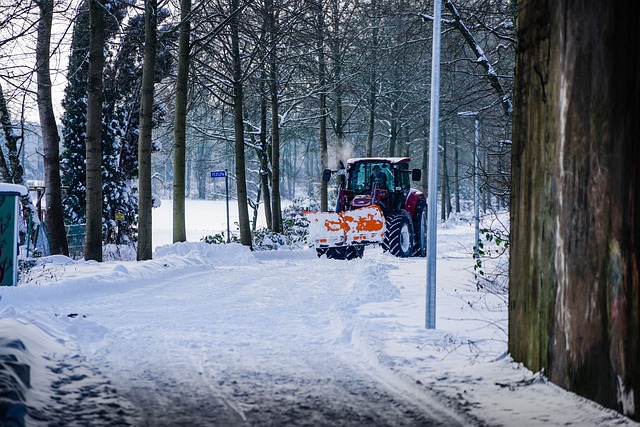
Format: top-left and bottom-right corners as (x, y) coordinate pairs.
(60, 1), (89, 224)
(61, 2), (173, 246)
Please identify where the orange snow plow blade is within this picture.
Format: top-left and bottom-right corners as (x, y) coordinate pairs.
(305, 206), (386, 248)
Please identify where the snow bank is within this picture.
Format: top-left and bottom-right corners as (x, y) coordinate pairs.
(154, 241), (256, 266)
(339, 260), (401, 310)
(0, 311), (135, 425)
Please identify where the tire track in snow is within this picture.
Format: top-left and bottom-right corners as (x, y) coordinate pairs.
(41, 252), (472, 426)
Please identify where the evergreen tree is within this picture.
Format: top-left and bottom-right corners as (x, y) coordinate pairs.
(61, 2), (173, 245)
(60, 1), (89, 224)
(101, 8), (174, 244)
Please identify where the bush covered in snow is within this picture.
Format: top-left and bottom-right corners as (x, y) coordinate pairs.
(198, 198), (320, 251)
(252, 198), (319, 250)
(200, 232), (239, 245)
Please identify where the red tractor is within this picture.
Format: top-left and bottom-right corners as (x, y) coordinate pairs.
(306, 157), (427, 260)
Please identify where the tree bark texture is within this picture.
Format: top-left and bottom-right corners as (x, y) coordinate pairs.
(365, 0), (379, 159)
(137, 0), (157, 260)
(329, 0), (344, 168)
(231, 0), (252, 248)
(36, 0), (69, 256)
(256, 8), (273, 229)
(387, 101), (398, 157)
(316, 0), (328, 212)
(440, 125), (450, 221)
(267, 0), (283, 233)
(172, 0), (191, 243)
(259, 81), (273, 229)
(0, 85), (14, 182)
(454, 141), (460, 213)
(510, 0), (640, 420)
(85, 0), (106, 262)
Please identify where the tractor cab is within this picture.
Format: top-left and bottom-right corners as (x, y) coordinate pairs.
(342, 158), (413, 214)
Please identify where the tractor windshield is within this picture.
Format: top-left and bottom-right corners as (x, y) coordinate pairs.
(348, 162), (393, 194)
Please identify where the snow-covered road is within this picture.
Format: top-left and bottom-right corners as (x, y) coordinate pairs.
(98, 256), (467, 426)
(4, 246), (471, 426)
(2, 208), (636, 426)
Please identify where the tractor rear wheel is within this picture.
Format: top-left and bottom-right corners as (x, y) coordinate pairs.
(412, 201), (427, 257)
(383, 212), (414, 257)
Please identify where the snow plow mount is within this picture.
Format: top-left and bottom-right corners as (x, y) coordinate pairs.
(306, 205), (386, 249)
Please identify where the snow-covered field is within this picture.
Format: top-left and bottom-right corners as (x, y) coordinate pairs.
(0, 199), (636, 426)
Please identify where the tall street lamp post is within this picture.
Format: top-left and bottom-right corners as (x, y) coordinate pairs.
(425, 0), (442, 330)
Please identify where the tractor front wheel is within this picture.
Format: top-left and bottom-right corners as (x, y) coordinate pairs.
(383, 212), (414, 258)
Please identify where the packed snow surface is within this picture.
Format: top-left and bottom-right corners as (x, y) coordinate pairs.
(0, 200), (636, 426)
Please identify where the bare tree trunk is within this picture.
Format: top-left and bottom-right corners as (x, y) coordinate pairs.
(510, 0), (639, 420)
(196, 140), (207, 199)
(85, 0), (105, 262)
(316, 0), (328, 212)
(0, 86), (14, 182)
(420, 117), (429, 199)
(255, 6), (272, 229)
(250, 185), (261, 232)
(441, 125), (450, 221)
(36, 0), (68, 256)
(403, 127), (410, 157)
(172, 0), (191, 243)
(231, 0), (252, 247)
(329, 0), (344, 167)
(366, 89), (376, 158)
(388, 101), (398, 157)
(137, 0), (157, 260)
(365, 0), (379, 158)
(270, 93), (282, 231)
(268, 0), (283, 233)
(186, 157), (191, 197)
(259, 79), (273, 229)
(454, 139), (460, 213)
(482, 149), (490, 212)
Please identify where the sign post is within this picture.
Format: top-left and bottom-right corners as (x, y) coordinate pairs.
(0, 184), (28, 286)
(210, 170), (230, 243)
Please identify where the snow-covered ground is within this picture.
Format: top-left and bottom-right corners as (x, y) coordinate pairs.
(0, 199), (636, 426)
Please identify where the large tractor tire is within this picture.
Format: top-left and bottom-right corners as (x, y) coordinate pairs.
(382, 212), (414, 258)
(412, 200), (427, 257)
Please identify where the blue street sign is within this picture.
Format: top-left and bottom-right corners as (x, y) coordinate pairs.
(210, 170), (226, 178)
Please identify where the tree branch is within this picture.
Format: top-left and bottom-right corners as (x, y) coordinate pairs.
(444, 0), (513, 118)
